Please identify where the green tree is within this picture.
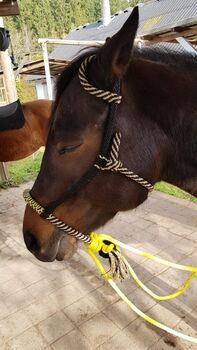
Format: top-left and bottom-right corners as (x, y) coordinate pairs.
(110, 0), (148, 14)
(49, 0), (71, 37)
(110, 0), (131, 14)
(16, 78), (24, 101)
(4, 0), (148, 64)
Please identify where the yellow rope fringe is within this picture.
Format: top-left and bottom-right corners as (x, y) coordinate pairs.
(85, 232), (197, 344)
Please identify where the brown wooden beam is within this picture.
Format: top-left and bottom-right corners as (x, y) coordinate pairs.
(20, 59), (68, 76)
(0, 1), (19, 16)
(143, 26), (197, 45)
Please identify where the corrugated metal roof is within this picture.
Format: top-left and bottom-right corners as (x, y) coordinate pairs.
(139, 0), (197, 35)
(50, 0), (197, 61)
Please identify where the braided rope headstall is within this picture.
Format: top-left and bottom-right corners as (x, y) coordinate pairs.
(23, 54), (153, 279)
(24, 54), (153, 240)
(79, 55), (153, 192)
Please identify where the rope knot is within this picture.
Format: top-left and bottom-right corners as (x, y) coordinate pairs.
(105, 159), (123, 171)
(87, 233), (115, 254)
(95, 132), (154, 192)
(87, 232), (104, 253)
(95, 156), (123, 171)
(87, 233), (129, 281)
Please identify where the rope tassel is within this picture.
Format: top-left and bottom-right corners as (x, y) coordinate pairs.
(86, 233), (129, 281)
(109, 250), (130, 281)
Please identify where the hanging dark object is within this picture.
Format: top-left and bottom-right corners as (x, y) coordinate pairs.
(9, 33), (18, 68)
(0, 28), (18, 68)
(0, 27), (10, 51)
(0, 99), (25, 131)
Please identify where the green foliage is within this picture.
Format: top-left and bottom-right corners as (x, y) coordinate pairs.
(155, 182), (197, 203)
(15, 77), (36, 102)
(0, 151), (43, 188)
(110, 0), (133, 14)
(15, 78), (24, 102)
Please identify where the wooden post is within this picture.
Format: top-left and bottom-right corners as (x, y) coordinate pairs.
(0, 17), (17, 102)
(0, 16), (17, 181)
(0, 162), (8, 181)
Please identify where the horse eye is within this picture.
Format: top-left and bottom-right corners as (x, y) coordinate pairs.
(59, 144), (82, 155)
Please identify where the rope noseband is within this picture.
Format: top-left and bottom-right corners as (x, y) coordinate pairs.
(23, 190), (91, 244)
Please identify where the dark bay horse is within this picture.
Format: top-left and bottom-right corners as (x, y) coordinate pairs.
(0, 99), (52, 162)
(23, 7), (197, 262)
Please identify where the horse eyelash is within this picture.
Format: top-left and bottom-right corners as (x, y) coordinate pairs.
(59, 144), (82, 155)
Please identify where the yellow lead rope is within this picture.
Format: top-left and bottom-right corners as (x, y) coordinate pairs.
(23, 189), (197, 342)
(86, 233), (197, 344)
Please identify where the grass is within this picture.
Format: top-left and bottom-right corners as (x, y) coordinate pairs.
(0, 151), (43, 189)
(0, 153), (196, 203)
(155, 181), (197, 203)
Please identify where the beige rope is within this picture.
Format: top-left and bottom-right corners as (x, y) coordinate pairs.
(24, 56), (153, 246)
(23, 189), (130, 280)
(95, 132), (154, 192)
(23, 190), (91, 244)
(78, 55), (122, 104)
(78, 56), (153, 192)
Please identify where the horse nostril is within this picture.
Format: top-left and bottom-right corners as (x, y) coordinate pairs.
(24, 232), (39, 252)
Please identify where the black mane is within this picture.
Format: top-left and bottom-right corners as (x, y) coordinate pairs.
(53, 47), (100, 111)
(134, 45), (197, 70)
(54, 44), (196, 110)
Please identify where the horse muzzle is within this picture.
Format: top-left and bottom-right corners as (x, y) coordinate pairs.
(23, 229), (78, 262)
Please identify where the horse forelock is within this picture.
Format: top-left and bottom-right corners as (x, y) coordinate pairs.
(53, 47), (100, 114)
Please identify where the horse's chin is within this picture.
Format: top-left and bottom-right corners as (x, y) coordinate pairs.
(56, 234), (78, 261)
(31, 232), (78, 262)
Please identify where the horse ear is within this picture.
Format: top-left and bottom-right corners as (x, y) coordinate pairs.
(97, 7), (139, 79)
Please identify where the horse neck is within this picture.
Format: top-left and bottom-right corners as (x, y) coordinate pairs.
(23, 100), (52, 144)
(127, 59), (197, 197)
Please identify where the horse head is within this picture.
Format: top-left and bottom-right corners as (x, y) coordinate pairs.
(23, 6), (197, 262)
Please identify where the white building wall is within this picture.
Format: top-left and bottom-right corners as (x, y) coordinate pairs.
(35, 79), (55, 100)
